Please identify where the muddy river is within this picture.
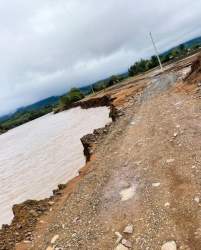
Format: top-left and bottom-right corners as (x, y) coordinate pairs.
(0, 107), (111, 226)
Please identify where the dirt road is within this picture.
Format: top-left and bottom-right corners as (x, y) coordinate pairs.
(0, 53), (194, 250)
(13, 60), (201, 250)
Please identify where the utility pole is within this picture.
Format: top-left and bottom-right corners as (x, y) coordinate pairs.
(149, 32), (164, 72)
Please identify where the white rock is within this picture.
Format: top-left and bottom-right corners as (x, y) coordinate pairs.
(152, 182), (161, 187)
(50, 234), (59, 244)
(115, 243), (129, 250)
(23, 240), (31, 244)
(48, 201), (55, 206)
(161, 241), (177, 250)
(115, 232), (123, 244)
(194, 196), (200, 203)
(176, 125), (180, 128)
(173, 132), (178, 137)
(192, 165), (196, 169)
(122, 239), (132, 248)
(120, 186), (136, 201)
(164, 202), (170, 207)
(166, 159), (175, 163)
(134, 161), (142, 165)
(46, 247), (53, 250)
(123, 224), (133, 234)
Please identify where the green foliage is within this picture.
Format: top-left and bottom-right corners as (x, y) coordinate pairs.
(59, 95), (71, 108)
(128, 57), (159, 76)
(68, 88), (85, 102)
(58, 88), (85, 110)
(128, 42), (193, 77)
(107, 75), (120, 87)
(93, 83), (106, 92)
(91, 74), (126, 93)
(179, 44), (185, 52)
(0, 106), (53, 131)
(160, 54), (170, 63)
(192, 44), (200, 50)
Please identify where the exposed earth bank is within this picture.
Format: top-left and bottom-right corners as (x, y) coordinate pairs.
(1, 53), (201, 250)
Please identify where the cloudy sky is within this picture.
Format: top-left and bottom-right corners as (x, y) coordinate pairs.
(0, 0), (201, 115)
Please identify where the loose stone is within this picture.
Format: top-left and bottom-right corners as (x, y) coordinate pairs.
(46, 247), (53, 250)
(161, 241), (177, 250)
(50, 234), (59, 244)
(152, 182), (161, 187)
(194, 196), (200, 203)
(122, 239), (132, 248)
(115, 243), (129, 250)
(115, 232), (123, 244)
(123, 224), (133, 234)
(166, 159), (175, 163)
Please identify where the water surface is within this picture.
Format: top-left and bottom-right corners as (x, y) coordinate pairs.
(0, 107), (111, 226)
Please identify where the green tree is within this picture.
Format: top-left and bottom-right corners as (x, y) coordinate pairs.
(178, 44), (187, 55)
(68, 88), (85, 102)
(171, 49), (179, 58)
(59, 95), (71, 108)
(107, 75), (120, 87)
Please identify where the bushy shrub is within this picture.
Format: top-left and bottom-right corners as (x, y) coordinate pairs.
(58, 88), (85, 110)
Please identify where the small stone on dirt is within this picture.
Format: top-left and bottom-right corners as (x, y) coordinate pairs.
(115, 243), (129, 250)
(161, 240), (177, 250)
(46, 247), (53, 250)
(166, 159), (175, 163)
(115, 232), (123, 244)
(122, 239), (132, 248)
(152, 182), (161, 187)
(120, 186), (136, 201)
(164, 202), (170, 207)
(51, 234), (59, 244)
(123, 224), (133, 234)
(194, 196), (200, 203)
(48, 201), (55, 206)
(73, 217), (80, 223)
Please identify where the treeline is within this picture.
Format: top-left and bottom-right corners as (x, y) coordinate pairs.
(0, 105), (54, 132)
(56, 88), (85, 112)
(129, 43), (201, 76)
(92, 74), (127, 92)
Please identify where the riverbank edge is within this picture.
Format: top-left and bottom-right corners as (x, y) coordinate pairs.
(0, 93), (122, 250)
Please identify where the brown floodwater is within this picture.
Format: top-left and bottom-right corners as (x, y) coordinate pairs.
(0, 107), (111, 226)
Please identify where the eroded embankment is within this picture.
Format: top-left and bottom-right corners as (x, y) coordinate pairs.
(0, 94), (122, 250)
(0, 64), (152, 249)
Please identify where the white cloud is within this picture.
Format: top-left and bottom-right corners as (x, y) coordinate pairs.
(0, 0), (201, 115)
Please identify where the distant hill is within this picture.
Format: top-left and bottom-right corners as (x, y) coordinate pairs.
(161, 36), (201, 57)
(0, 96), (59, 122)
(17, 96), (59, 113)
(184, 36), (201, 48)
